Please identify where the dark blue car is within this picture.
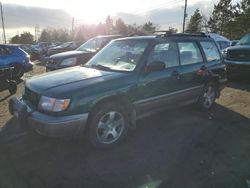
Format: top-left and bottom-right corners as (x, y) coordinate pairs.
(0, 44), (33, 78)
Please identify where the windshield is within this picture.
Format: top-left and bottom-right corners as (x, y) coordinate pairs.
(238, 34), (250, 45)
(77, 37), (109, 52)
(60, 42), (72, 48)
(86, 40), (149, 72)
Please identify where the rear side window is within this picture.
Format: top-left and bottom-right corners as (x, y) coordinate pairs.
(178, 42), (203, 65)
(200, 41), (221, 62)
(0, 47), (12, 55)
(147, 42), (179, 68)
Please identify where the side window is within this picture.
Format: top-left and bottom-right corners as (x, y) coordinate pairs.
(148, 42), (179, 68)
(178, 42), (203, 65)
(0, 47), (12, 55)
(200, 41), (221, 62)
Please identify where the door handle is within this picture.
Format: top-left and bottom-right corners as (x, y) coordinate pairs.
(171, 70), (180, 80)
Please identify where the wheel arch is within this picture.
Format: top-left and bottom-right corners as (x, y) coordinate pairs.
(88, 94), (136, 129)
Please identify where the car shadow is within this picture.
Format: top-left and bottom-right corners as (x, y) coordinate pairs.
(0, 94), (12, 103)
(1, 103), (250, 188)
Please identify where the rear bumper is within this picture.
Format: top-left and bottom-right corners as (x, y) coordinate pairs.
(9, 97), (89, 137)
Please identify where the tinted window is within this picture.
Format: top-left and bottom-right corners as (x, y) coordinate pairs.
(148, 42), (179, 68)
(178, 42), (203, 65)
(200, 41), (221, 62)
(77, 38), (109, 52)
(0, 47), (12, 55)
(217, 41), (230, 50)
(238, 34), (250, 45)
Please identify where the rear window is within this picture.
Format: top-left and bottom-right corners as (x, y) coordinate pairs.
(200, 41), (221, 62)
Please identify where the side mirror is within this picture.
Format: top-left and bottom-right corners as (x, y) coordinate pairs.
(145, 61), (166, 72)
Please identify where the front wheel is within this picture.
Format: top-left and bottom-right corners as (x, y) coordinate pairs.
(198, 83), (217, 111)
(88, 103), (129, 148)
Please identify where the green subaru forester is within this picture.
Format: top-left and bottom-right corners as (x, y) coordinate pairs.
(9, 33), (227, 148)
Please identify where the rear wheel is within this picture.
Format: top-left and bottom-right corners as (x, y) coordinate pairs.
(88, 103), (129, 148)
(198, 82), (217, 111)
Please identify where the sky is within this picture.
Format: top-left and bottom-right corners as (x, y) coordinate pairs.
(1, 0), (241, 42)
(2, 0), (217, 24)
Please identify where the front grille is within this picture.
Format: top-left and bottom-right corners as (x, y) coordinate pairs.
(23, 87), (40, 107)
(228, 50), (250, 61)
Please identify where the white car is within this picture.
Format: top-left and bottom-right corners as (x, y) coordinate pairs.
(207, 33), (231, 51)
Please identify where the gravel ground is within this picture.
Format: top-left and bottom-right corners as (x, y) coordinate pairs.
(0, 63), (250, 188)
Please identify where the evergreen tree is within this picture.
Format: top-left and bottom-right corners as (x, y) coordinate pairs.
(114, 18), (127, 35)
(10, 35), (20, 44)
(186, 9), (203, 33)
(142, 22), (156, 33)
(207, 0), (234, 36)
(105, 16), (114, 34)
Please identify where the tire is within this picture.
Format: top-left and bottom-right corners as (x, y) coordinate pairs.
(198, 82), (217, 111)
(88, 103), (129, 149)
(12, 65), (25, 79)
(8, 80), (17, 95)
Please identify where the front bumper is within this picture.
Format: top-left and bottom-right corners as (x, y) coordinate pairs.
(9, 97), (89, 137)
(24, 61), (34, 72)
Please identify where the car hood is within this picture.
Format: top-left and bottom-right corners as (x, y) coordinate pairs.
(26, 66), (129, 96)
(227, 45), (250, 51)
(50, 46), (64, 50)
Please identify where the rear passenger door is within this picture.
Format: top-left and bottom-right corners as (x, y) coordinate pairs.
(176, 41), (206, 100)
(199, 41), (224, 77)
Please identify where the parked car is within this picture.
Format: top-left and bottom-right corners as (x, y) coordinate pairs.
(47, 41), (79, 56)
(46, 35), (122, 71)
(223, 33), (250, 79)
(207, 33), (231, 51)
(0, 44), (33, 78)
(9, 33), (226, 148)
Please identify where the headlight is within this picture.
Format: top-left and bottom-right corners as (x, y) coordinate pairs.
(222, 50), (227, 58)
(60, 58), (77, 66)
(39, 96), (70, 112)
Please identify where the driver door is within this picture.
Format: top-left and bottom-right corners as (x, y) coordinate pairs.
(135, 41), (183, 116)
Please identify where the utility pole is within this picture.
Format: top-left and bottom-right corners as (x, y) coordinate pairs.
(35, 25), (40, 42)
(0, 2), (6, 44)
(72, 18), (74, 37)
(182, 0), (187, 33)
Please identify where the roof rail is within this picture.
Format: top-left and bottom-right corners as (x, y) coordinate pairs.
(170, 32), (209, 37)
(154, 32), (210, 38)
(154, 30), (173, 37)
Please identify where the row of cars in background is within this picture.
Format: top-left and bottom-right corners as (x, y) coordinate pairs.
(20, 41), (82, 61)
(0, 32), (249, 95)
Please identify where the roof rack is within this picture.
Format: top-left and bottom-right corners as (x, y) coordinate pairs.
(154, 30), (173, 37)
(154, 31), (210, 38)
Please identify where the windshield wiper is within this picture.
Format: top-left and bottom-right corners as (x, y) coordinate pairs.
(90, 64), (111, 71)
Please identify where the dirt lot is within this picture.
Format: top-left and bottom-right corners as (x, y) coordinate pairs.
(0, 63), (250, 188)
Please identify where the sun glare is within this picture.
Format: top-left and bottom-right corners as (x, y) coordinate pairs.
(67, 1), (121, 24)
